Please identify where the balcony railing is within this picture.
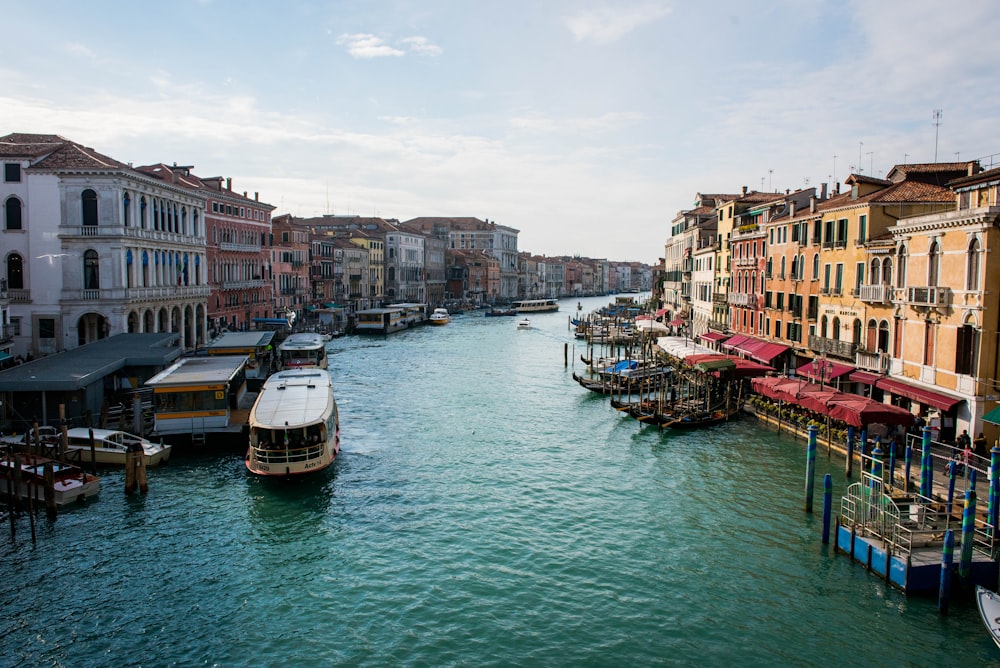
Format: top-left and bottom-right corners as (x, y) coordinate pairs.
(905, 286), (951, 307)
(221, 279), (266, 290)
(858, 283), (891, 303)
(855, 349), (890, 373)
(8, 288), (31, 303)
(808, 334), (857, 359)
(728, 293), (751, 306)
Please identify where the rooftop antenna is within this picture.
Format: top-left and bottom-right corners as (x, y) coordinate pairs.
(832, 154), (837, 184)
(858, 142), (864, 174)
(768, 169), (773, 192)
(933, 109), (943, 162)
(904, 153), (909, 165)
(866, 151), (874, 176)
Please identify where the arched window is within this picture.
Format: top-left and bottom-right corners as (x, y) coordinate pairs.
(790, 256), (798, 279)
(84, 249), (100, 289)
(812, 254), (819, 280)
(956, 315), (979, 375)
(967, 238), (981, 290)
(852, 319), (862, 345)
(123, 192), (131, 226)
(82, 189), (98, 227)
(832, 316), (841, 341)
(870, 258), (880, 285)
(798, 254), (805, 280)
(928, 241), (940, 286)
(866, 318), (878, 351)
(4, 196), (22, 230)
(878, 320), (890, 353)
(896, 245), (907, 288)
(766, 257), (772, 278)
(140, 196), (148, 228)
(881, 258), (892, 285)
(7, 252), (24, 288)
(820, 315), (828, 338)
(779, 256), (786, 278)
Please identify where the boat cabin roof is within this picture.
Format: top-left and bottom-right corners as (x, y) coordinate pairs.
(249, 370), (335, 429)
(144, 355), (248, 389)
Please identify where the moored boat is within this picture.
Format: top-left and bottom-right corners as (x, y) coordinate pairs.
(245, 369), (340, 478)
(977, 586), (1000, 649)
(0, 451), (100, 506)
(64, 428), (171, 466)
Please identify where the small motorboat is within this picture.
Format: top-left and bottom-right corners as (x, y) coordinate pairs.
(429, 308), (451, 326)
(517, 318), (531, 330)
(976, 586), (1000, 649)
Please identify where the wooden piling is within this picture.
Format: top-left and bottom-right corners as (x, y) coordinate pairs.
(124, 450), (137, 495)
(59, 404), (68, 460)
(43, 462), (57, 521)
(822, 474), (832, 544)
(564, 342), (568, 367)
(89, 427), (97, 476)
(137, 451), (148, 495)
(805, 425), (817, 513)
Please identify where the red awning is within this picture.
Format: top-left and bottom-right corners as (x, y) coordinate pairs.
(825, 397), (914, 428)
(668, 318), (685, 327)
(849, 370), (881, 385)
(721, 334), (750, 350)
(797, 361), (854, 383)
(700, 331), (729, 343)
(745, 342), (790, 365)
(655, 308), (668, 317)
(750, 377), (915, 428)
(874, 377), (963, 412)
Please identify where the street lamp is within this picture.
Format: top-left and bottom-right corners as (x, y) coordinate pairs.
(812, 355), (834, 389)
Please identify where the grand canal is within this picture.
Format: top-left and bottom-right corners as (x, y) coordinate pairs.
(3, 295), (998, 667)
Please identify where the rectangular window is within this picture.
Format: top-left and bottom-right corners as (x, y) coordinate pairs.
(855, 262), (864, 293)
(923, 321), (935, 366)
(775, 320), (782, 338)
(836, 219), (848, 245)
(824, 220), (834, 244)
(835, 264), (844, 294)
(776, 293), (785, 311)
(10, 317), (21, 336)
(4, 163), (21, 182)
(823, 264), (831, 291)
(38, 318), (55, 339)
(858, 215), (867, 243)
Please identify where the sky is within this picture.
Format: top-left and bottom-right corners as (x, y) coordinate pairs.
(3, 1), (999, 264)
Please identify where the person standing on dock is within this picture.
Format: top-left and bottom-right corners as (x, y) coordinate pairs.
(973, 432), (988, 458)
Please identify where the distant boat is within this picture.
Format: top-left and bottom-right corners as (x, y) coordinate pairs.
(517, 318), (531, 329)
(512, 299), (559, 313)
(485, 308), (516, 317)
(429, 308), (451, 326)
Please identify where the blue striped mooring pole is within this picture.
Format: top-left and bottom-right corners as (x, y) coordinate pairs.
(920, 426), (932, 499)
(989, 445), (1000, 536)
(938, 530), (955, 614)
(904, 444), (913, 494)
(845, 426), (855, 478)
(959, 488), (977, 580)
(946, 461), (956, 517)
(822, 473), (832, 544)
(805, 425), (818, 513)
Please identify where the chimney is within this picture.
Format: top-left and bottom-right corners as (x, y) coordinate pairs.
(226, 177), (232, 191)
(741, 185), (748, 196)
(255, 192), (259, 201)
(820, 183), (827, 200)
(809, 196), (816, 213)
(834, 182), (840, 195)
(789, 201), (796, 217)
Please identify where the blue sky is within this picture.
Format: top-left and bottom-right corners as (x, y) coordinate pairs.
(3, 1), (999, 263)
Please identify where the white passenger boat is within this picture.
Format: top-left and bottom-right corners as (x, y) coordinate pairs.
(65, 428), (172, 466)
(429, 308), (451, 326)
(245, 369), (340, 478)
(278, 332), (329, 370)
(512, 298), (559, 313)
(517, 318), (531, 330)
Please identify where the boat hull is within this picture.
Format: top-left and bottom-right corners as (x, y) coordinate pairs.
(245, 439), (339, 477)
(977, 586), (1000, 649)
(0, 455), (100, 506)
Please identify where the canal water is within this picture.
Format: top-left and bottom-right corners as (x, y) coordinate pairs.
(3, 295), (998, 667)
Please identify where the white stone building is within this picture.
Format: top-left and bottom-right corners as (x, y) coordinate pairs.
(0, 133), (209, 357)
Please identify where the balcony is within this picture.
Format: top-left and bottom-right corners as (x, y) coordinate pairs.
(905, 286), (951, 307)
(712, 294), (728, 306)
(221, 278), (266, 290)
(728, 293), (751, 306)
(858, 283), (891, 303)
(8, 288), (31, 303)
(218, 242), (261, 253)
(855, 349), (890, 373)
(808, 334), (857, 359)
(807, 306), (818, 321)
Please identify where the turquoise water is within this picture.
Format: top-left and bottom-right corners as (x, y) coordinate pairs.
(3, 295), (999, 667)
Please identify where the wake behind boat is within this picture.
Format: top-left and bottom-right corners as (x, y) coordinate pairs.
(245, 369), (340, 478)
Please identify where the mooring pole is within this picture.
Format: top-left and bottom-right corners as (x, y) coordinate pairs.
(845, 426), (855, 479)
(822, 474), (832, 544)
(805, 425), (818, 513)
(938, 530), (954, 614)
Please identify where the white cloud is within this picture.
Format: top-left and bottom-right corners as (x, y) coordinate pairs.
(566, 3), (672, 44)
(399, 36), (442, 57)
(65, 42), (98, 61)
(336, 33), (404, 59)
(510, 111), (647, 134)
